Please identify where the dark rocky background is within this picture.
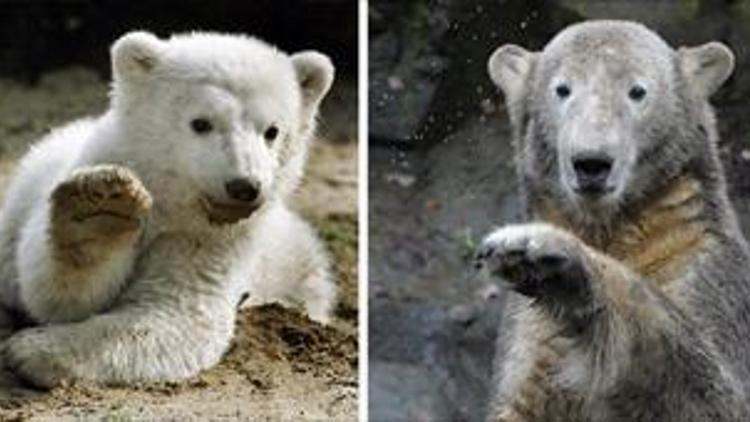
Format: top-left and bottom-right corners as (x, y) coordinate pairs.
(368, 1), (750, 421)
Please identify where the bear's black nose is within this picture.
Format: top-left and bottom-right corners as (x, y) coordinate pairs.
(225, 178), (261, 202)
(572, 153), (613, 194)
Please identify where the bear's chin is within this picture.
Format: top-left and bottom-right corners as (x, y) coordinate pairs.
(199, 196), (260, 225)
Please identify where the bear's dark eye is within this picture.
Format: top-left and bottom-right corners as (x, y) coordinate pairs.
(190, 118), (213, 135)
(628, 85), (647, 101)
(264, 125), (279, 143)
(555, 84), (571, 99)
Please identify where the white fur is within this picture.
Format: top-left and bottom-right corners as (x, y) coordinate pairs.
(0, 31), (337, 387)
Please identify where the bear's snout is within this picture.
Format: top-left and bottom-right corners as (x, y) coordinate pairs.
(200, 177), (264, 225)
(571, 152), (614, 196)
(225, 178), (261, 203)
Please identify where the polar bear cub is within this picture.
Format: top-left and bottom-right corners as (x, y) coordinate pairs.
(0, 31), (336, 387)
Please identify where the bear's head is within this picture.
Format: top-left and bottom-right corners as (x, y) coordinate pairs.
(488, 20), (733, 221)
(109, 31), (334, 225)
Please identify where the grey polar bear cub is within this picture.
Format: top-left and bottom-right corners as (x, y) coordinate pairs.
(0, 31), (337, 387)
(476, 20), (750, 421)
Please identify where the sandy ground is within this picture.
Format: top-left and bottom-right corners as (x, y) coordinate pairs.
(0, 68), (359, 421)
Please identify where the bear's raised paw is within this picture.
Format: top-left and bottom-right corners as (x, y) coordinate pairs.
(51, 165), (152, 258)
(475, 224), (592, 303)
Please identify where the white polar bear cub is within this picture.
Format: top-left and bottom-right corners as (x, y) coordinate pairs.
(0, 31), (337, 387)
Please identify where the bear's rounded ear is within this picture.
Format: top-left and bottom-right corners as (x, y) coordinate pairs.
(678, 42), (734, 98)
(112, 31), (166, 79)
(488, 44), (537, 102)
(291, 51), (335, 113)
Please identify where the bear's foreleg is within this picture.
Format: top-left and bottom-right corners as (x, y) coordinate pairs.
(242, 206), (336, 324)
(4, 229), (238, 388)
(477, 223), (746, 421)
(1, 285), (235, 388)
(16, 165), (151, 323)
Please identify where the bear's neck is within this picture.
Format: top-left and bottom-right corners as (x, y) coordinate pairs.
(530, 175), (717, 285)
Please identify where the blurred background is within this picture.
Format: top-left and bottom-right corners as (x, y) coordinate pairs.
(0, 0), (358, 80)
(368, 1), (750, 421)
(0, 1), (358, 420)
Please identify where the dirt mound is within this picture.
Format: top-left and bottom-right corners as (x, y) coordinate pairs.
(232, 304), (357, 378)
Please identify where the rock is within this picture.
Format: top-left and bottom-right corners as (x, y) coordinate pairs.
(369, 2), (450, 144)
